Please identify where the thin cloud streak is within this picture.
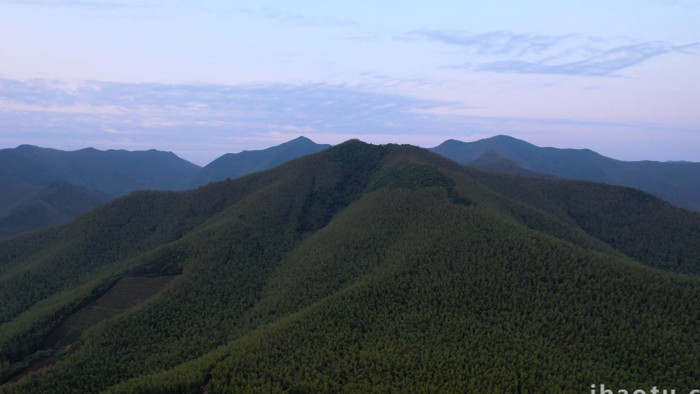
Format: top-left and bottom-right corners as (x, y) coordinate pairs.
(0, 78), (464, 163)
(1, 78), (698, 164)
(414, 30), (569, 56)
(477, 43), (697, 76)
(414, 30), (700, 76)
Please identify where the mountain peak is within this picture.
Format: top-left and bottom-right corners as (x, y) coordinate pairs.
(3, 132), (700, 392)
(13, 144), (52, 154)
(431, 135), (700, 211)
(488, 134), (518, 141)
(190, 136), (331, 188)
(278, 136), (320, 149)
(290, 136), (313, 143)
(482, 134), (534, 147)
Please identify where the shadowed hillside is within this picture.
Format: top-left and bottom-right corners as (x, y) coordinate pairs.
(0, 145), (201, 239)
(0, 145), (200, 197)
(432, 135), (700, 211)
(1, 141), (699, 392)
(0, 182), (111, 239)
(467, 149), (551, 178)
(0, 138), (330, 240)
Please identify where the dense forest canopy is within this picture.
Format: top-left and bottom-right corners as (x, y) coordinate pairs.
(1, 140), (698, 393)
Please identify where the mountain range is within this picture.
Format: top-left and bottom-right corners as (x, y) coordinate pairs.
(0, 140), (698, 392)
(0, 181), (111, 240)
(188, 136), (330, 188)
(432, 135), (700, 211)
(0, 137), (329, 239)
(0, 145), (200, 239)
(0, 135), (697, 241)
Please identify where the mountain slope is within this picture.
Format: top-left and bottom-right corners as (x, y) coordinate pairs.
(0, 138), (325, 240)
(0, 145), (201, 197)
(1, 141), (699, 392)
(0, 170), (39, 216)
(0, 181), (111, 239)
(0, 145), (201, 239)
(432, 135), (700, 211)
(188, 136), (330, 187)
(467, 149), (551, 178)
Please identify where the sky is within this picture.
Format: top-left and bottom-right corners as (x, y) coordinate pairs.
(1, 0), (699, 165)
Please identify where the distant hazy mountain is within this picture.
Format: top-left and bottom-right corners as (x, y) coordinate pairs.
(0, 144), (201, 197)
(0, 181), (111, 239)
(188, 136), (331, 187)
(2, 140), (699, 392)
(466, 149), (551, 178)
(0, 169), (40, 216)
(0, 138), (330, 239)
(0, 145), (201, 239)
(432, 135), (700, 211)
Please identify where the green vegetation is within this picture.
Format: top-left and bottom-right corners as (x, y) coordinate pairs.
(468, 170), (700, 274)
(1, 140), (699, 392)
(0, 137), (329, 240)
(0, 144), (201, 240)
(0, 181), (111, 240)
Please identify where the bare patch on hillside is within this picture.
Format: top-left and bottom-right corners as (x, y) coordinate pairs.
(14, 275), (177, 382)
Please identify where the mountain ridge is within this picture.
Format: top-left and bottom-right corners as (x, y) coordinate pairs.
(0, 144), (202, 239)
(0, 144), (201, 195)
(0, 137), (330, 239)
(431, 135), (700, 211)
(1, 140), (699, 392)
(466, 149), (552, 178)
(0, 181), (112, 239)
(2, 134), (699, 242)
(187, 136), (331, 188)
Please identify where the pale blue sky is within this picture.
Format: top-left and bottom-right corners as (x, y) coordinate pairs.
(1, 0), (698, 165)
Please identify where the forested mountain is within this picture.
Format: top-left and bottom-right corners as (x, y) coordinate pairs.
(0, 138), (328, 240)
(432, 135), (700, 211)
(0, 170), (39, 217)
(5, 135), (696, 242)
(0, 181), (111, 239)
(1, 141), (699, 392)
(0, 145), (201, 240)
(188, 136), (331, 187)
